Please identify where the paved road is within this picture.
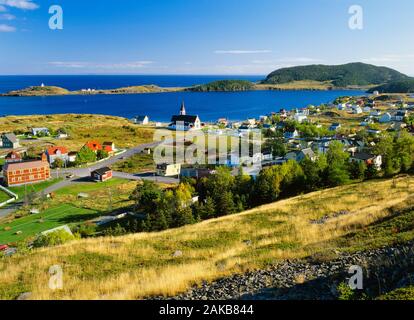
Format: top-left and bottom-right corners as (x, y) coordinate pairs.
(52, 141), (162, 178)
(0, 141), (179, 219)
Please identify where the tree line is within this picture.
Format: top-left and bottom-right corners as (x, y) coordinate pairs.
(106, 131), (414, 235)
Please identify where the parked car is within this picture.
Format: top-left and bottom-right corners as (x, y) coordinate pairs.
(0, 244), (9, 252)
(66, 174), (74, 179)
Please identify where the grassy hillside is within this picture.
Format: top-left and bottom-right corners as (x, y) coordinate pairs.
(2, 86), (70, 96)
(0, 175), (413, 300)
(369, 79), (414, 93)
(1, 85), (181, 96)
(0, 114), (155, 151)
(262, 63), (411, 87)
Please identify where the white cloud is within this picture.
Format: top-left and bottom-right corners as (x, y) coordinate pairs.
(0, 0), (38, 10)
(0, 13), (15, 20)
(0, 23), (15, 31)
(214, 50), (272, 55)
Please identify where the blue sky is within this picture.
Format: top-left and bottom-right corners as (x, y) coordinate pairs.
(1, 0), (414, 75)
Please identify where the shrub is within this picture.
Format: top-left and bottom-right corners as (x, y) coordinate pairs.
(33, 229), (77, 248)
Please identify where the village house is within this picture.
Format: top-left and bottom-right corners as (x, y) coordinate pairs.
(57, 130), (69, 139)
(1, 133), (20, 149)
(284, 129), (299, 139)
(5, 151), (22, 163)
(91, 167), (113, 182)
(156, 163), (181, 177)
(84, 140), (113, 156)
(169, 102), (202, 131)
(85, 140), (102, 153)
(31, 127), (50, 136)
(180, 167), (216, 179)
(68, 151), (77, 163)
(294, 113), (307, 123)
(394, 110), (408, 122)
(285, 148), (316, 163)
(349, 152), (382, 170)
(45, 146), (69, 166)
(103, 142), (116, 154)
(216, 118), (228, 127)
(370, 110), (382, 117)
(379, 113), (392, 123)
(352, 106), (363, 114)
(329, 123), (342, 132)
(2, 154), (50, 186)
(132, 115), (149, 125)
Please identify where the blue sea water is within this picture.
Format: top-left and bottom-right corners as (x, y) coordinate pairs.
(0, 75), (364, 122)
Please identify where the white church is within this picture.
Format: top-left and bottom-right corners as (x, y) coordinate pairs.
(168, 102), (202, 131)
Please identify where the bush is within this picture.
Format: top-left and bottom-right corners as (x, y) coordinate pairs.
(33, 229), (77, 248)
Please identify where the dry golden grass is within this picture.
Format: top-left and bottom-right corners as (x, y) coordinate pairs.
(254, 80), (334, 91)
(0, 176), (413, 300)
(0, 114), (155, 152)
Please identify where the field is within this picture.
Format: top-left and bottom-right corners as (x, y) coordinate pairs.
(0, 178), (137, 244)
(0, 204), (96, 243)
(0, 114), (155, 153)
(0, 175), (413, 299)
(8, 178), (62, 199)
(112, 153), (155, 174)
(0, 190), (11, 203)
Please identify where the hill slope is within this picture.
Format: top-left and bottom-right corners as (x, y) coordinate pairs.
(1, 176), (413, 300)
(187, 80), (254, 92)
(368, 79), (414, 93)
(262, 62), (411, 87)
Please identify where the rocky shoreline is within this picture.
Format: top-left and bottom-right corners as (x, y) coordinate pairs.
(157, 242), (414, 300)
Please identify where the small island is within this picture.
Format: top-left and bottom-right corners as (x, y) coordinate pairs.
(2, 63), (413, 97)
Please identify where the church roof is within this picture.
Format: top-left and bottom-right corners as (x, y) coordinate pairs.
(171, 115), (199, 123)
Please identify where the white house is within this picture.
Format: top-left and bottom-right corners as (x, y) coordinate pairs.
(350, 152), (382, 170)
(353, 106), (363, 114)
(294, 113), (308, 123)
(132, 115), (149, 125)
(31, 127), (50, 136)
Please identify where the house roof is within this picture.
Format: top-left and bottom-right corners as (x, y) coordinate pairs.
(134, 116), (148, 121)
(4, 160), (49, 171)
(5, 151), (21, 160)
(92, 167), (112, 175)
(85, 141), (102, 151)
(301, 148), (316, 158)
(2, 133), (18, 143)
(171, 115), (199, 123)
(351, 152), (375, 161)
(47, 146), (68, 155)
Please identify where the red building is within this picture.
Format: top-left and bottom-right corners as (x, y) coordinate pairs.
(3, 155), (50, 186)
(91, 167), (113, 182)
(5, 151), (22, 163)
(85, 140), (102, 152)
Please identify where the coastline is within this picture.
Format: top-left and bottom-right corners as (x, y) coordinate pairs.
(0, 84), (369, 97)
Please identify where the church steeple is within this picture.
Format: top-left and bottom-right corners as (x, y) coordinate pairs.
(180, 101), (186, 115)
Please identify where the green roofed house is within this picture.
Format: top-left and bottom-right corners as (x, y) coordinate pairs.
(1, 133), (20, 149)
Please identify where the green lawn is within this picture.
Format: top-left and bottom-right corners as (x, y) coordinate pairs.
(0, 204), (98, 244)
(0, 190), (11, 203)
(55, 178), (129, 196)
(8, 178), (63, 199)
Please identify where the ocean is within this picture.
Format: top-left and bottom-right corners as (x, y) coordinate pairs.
(0, 75), (364, 122)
